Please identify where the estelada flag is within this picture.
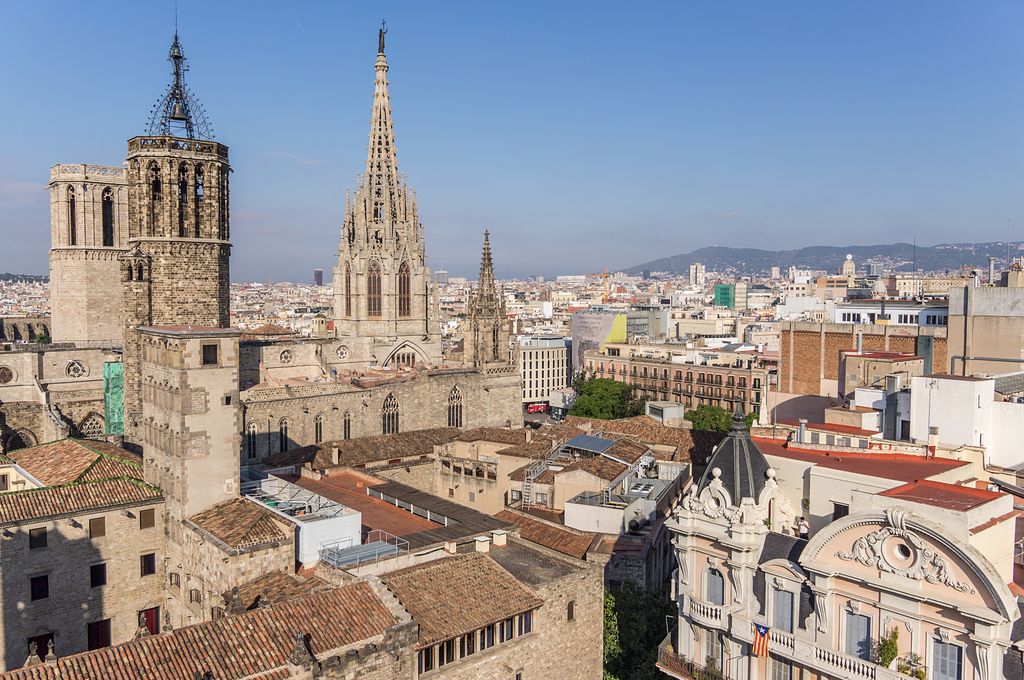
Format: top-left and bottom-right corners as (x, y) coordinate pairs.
(752, 624), (770, 657)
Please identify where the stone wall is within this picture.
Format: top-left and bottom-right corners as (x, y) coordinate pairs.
(374, 460), (438, 494)
(0, 500), (165, 671)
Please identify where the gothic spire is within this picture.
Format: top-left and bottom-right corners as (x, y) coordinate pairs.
(146, 31), (214, 140)
(365, 26), (401, 224)
(478, 230), (496, 299)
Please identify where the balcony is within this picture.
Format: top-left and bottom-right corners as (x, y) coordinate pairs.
(687, 598), (724, 628)
(657, 631), (732, 680)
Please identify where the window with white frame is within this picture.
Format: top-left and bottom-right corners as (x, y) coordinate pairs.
(932, 638), (962, 680)
(770, 655), (792, 680)
(705, 568), (725, 605)
(703, 627), (722, 669)
(845, 612), (872, 661)
(772, 588), (794, 633)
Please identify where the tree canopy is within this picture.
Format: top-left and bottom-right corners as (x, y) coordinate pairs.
(569, 377), (645, 420)
(684, 404), (756, 432)
(603, 582), (674, 680)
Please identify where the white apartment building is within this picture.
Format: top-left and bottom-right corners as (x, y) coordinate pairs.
(519, 335), (571, 405)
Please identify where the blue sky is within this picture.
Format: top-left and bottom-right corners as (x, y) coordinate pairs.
(1, 1), (1022, 280)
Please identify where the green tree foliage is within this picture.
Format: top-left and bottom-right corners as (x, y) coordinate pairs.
(875, 627), (899, 668)
(603, 582), (674, 680)
(569, 377), (645, 420)
(684, 404), (756, 432)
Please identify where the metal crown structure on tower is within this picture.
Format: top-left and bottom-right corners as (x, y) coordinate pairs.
(146, 32), (214, 139)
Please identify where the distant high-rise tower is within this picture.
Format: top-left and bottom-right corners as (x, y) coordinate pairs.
(313, 268), (324, 286)
(121, 32), (231, 438)
(842, 254), (856, 278)
(688, 262), (706, 287)
(331, 27), (441, 368)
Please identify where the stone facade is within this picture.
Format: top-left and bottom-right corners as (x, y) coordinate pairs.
(48, 164), (129, 346)
(0, 499), (165, 671)
(332, 44), (441, 369)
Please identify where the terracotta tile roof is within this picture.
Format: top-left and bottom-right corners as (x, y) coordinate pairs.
(880, 479), (1004, 510)
(226, 571), (331, 611)
(382, 553), (544, 648)
(495, 510), (593, 559)
(604, 438), (650, 463)
(0, 478), (161, 526)
(777, 419), (879, 437)
(188, 497), (289, 550)
(0, 581), (395, 680)
(456, 427), (533, 445)
(493, 435), (559, 460)
(7, 439), (142, 486)
(564, 415), (712, 461)
(263, 427), (459, 470)
(756, 438), (970, 483)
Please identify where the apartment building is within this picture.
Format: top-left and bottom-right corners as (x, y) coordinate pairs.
(519, 336), (571, 405)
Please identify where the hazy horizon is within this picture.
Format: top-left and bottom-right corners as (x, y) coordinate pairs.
(2, 1), (1023, 280)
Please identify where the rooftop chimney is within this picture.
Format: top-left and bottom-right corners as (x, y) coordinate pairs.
(525, 429), (533, 444)
(474, 535), (491, 553)
(797, 419), (808, 444)
(330, 445), (339, 466)
(927, 426), (939, 457)
(491, 530), (507, 547)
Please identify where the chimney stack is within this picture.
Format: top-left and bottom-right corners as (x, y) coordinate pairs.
(491, 530), (507, 547)
(797, 419), (808, 444)
(330, 446), (339, 466)
(927, 426), (939, 457)
(525, 429), (533, 444)
(474, 535), (491, 553)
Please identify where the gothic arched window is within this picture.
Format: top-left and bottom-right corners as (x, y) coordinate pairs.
(149, 163), (162, 236)
(194, 165), (204, 238)
(343, 411), (352, 440)
(344, 264), (352, 317)
(67, 186), (77, 246)
(218, 167), (228, 240)
(101, 188), (114, 247)
(314, 413), (324, 444)
(278, 418), (289, 453)
(381, 393), (399, 435)
(177, 164), (189, 237)
(247, 422), (258, 458)
(78, 413), (104, 439)
(367, 261), (382, 317)
(447, 386), (463, 428)
(398, 262), (411, 317)
(492, 322), (501, 361)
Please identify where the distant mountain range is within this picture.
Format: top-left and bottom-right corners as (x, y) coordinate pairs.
(626, 242), (1024, 276)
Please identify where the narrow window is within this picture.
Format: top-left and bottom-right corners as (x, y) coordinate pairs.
(101, 187), (114, 246)
(447, 386), (463, 428)
(202, 344), (218, 366)
(87, 619), (111, 651)
(398, 261), (411, 317)
(90, 563), (107, 588)
(194, 165), (204, 238)
(705, 568), (725, 605)
(773, 589), (794, 633)
(367, 261), (382, 317)
(492, 322), (500, 360)
(29, 527), (47, 550)
(177, 164), (188, 237)
(344, 264), (352, 317)
(932, 639), (963, 680)
(67, 186), (77, 245)
(140, 552), (157, 577)
(30, 575), (49, 601)
(218, 167), (228, 240)
(247, 423), (258, 457)
(567, 600), (575, 621)
(314, 414), (324, 444)
(381, 393), (399, 435)
(89, 517), (106, 539)
(149, 163), (161, 236)
(0, 474), (8, 491)
(343, 411), (352, 440)
(845, 612), (872, 661)
(139, 508), (155, 530)
(279, 419), (289, 452)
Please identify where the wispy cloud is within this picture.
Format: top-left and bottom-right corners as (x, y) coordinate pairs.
(0, 177), (46, 206)
(261, 151), (324, 166)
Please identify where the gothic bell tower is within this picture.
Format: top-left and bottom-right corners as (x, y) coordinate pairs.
(331, 27), (442, 369)
(122, 32), (231, 439)
(464, 231), (514, 373)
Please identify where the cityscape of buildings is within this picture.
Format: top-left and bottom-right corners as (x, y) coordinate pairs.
(2, 12), (1024, 680)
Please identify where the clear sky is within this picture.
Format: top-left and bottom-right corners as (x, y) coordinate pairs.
(1, 1), (1022, 281)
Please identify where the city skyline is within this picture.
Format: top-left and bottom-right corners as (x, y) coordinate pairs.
(2, 1), (1024, 280)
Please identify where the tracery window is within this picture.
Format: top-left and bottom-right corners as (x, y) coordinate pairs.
(149, 163), (162, 236)
(398, 262), (411, 317)
(101, 188), (114, 246)
(314, 413), (324, 444)
(367, 261), (382, 317)
(447, 386), (463, 428)
(194, 165), (204, 238)
(344, 265), (352, 317)
(247, 423), (258, 457)
(381, 394), (399, 435)
(177, 164), (188, 237)
(67, 187), (77, 245)
(278, 419), (289, 453)
(343, 411), (352, 440)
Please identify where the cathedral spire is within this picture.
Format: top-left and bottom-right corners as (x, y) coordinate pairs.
(146, 31), (213, 140)
(478, 230), (496, 300)
(365, 25), (401, 225)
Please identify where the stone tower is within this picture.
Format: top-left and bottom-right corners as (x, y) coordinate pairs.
(464, 231), (514, 372)
(121, 33), (231, 439)
(48, 163), (129, 345)
(332, 29), (442, 369)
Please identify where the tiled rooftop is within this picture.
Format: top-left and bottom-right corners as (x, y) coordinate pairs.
(0, 477), (161, 526)
(0, 581), (396, 680)
(188, 497), (289, 550)
(756, 438), (970, 482)
(495, 510), (594, 560)
(262, 427), (459, 470)
(6, 439), (142, 486)
(880, 479), (1005, 511)
(382, 552), (544, 648)
(226, 570), (332, 612)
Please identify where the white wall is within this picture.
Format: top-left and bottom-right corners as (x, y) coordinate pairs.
(990, 401), (1024, 469)
(909, 376), (993, 450)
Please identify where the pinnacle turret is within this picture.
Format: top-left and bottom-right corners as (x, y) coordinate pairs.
(146, 32), (214, 140)
(478, 230), (496, 299)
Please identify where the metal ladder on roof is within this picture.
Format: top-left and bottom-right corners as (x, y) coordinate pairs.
(521, 441), (569, 508)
